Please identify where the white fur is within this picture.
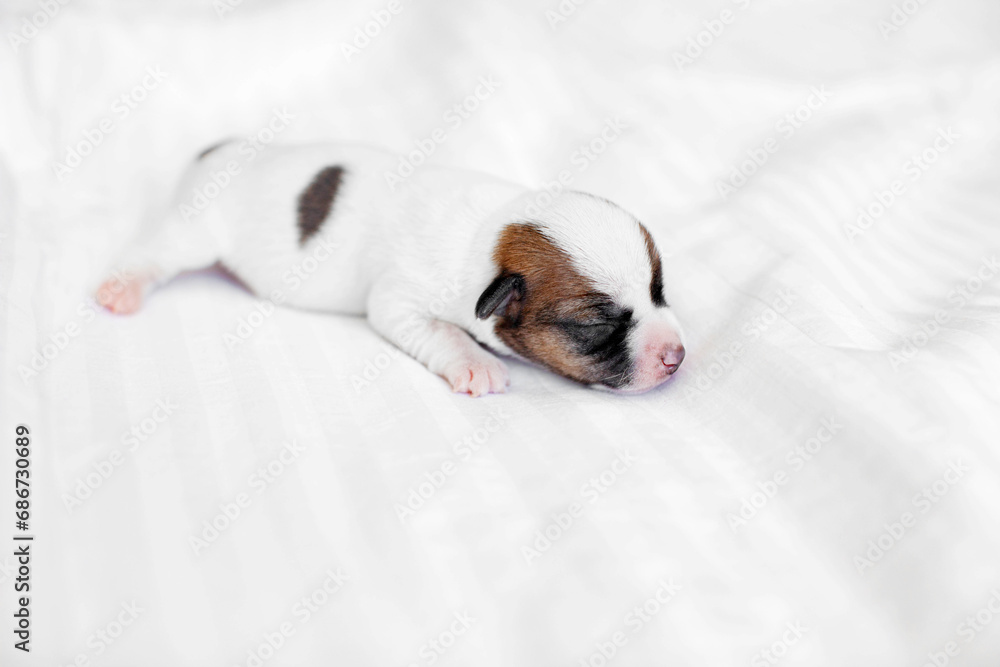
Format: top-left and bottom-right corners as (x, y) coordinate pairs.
(101, 143), (684, 395)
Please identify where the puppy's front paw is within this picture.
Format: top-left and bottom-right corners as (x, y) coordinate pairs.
(444, 355), (510, 397)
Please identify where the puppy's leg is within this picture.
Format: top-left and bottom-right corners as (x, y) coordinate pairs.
(367, 282), (510, 397)
(96, 213), (224, 314)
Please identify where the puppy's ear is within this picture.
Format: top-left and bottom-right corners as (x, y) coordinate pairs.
(475, 273), (525, 321)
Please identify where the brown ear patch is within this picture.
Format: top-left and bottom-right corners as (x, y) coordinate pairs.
(638, 223), (666, 307)
(297, 165), (344, 246)
(490, 223), (627, 385)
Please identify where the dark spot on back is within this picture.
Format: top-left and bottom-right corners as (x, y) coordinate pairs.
(297, 166), (344, 246)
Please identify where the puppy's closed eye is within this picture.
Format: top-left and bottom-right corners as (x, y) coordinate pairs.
(564, 322), (617, 350)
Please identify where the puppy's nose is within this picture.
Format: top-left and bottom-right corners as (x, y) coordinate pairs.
(661, 345), (685, 375)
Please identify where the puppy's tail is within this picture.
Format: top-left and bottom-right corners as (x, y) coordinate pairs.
(96, 139), (238, 314)
(194, 138), (235, 161)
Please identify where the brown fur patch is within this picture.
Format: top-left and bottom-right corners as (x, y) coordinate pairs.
(490, 223), (621, 384)
(297, 165), (344, 246)
(638, 224), (666, 306)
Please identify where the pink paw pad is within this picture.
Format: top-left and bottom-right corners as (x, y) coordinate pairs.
(96, 275), (147, 315)
(445, 357), (510, 397)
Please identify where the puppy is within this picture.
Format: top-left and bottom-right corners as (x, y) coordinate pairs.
(96, 143), (685, 396)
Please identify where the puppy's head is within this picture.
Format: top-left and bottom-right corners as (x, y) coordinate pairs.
(475, 192), (684, 393)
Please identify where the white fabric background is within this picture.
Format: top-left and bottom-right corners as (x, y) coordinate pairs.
(2, 0), (1000, 665)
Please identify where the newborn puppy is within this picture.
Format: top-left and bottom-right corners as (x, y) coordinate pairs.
(97, 143), (685, 396)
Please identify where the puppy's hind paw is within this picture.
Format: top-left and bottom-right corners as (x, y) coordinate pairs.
(96, 274), (148, 315)
(445, 355), (510, 397)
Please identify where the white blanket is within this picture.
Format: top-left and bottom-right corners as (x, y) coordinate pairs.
(2, 0), (1000, 665)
